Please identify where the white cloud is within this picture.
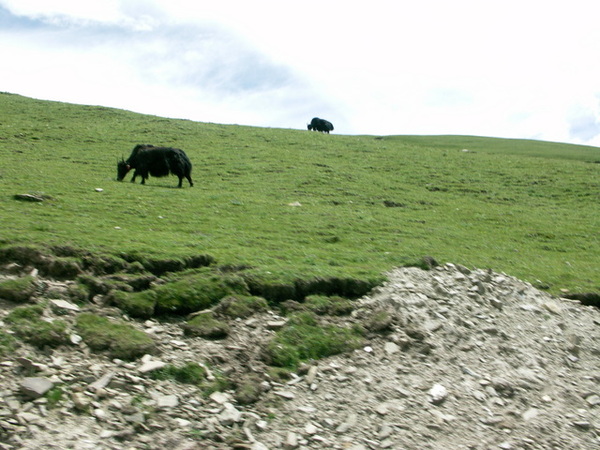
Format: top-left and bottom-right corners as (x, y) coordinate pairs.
(1, 0), (600, 146)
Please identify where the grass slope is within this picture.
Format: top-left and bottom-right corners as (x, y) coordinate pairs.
(0, 92), (598, 294)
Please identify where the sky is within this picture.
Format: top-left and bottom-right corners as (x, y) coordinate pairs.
(1, 0), (600, 147)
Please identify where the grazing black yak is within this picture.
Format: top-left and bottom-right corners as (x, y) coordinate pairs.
(117, 144), (193, 188)
(307, 117), (334, 133)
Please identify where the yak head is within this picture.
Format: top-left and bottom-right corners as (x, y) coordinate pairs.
(307, 124), (313, 131)
(116, 158), (131, 181)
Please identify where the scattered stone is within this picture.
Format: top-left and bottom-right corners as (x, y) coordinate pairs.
(305, 366), (318, 385)
(92, 408), (108, 421)
(542, 301), (562, 315)
(14, 194), (45, 202)
(87, 372), (114, 392)
(49, 299), (80, 312)
(489, 298), (503, 310)
(20, 378), (54, 398)
(71, 392), (92, 411)
(0, 263), (599, 449)
(584, 394), (600, 406)
(266, 320), (287, 330)
(428, 384), (448, 405)
(209, 391), (231, 404)
(383, 342), (399, 355)
(218, 403), (242, 426)
(572, 421), (591, 430)
(522, 408), (540, 421)
(378, 424), (393, 439)
(156, 394), (178, 408)
(123, 411), (145, 424)
(17, 412), (42, 424)
(335, 413), (357, 433)
(284, 431), (299, 449)
(274, 390), (295, 400)
(304, 422), (318, 435)
(138, 360), (167, 373)
(374, 403), (389, 415)
(172, 418), (192, 428)
(16, 358), (45, 372)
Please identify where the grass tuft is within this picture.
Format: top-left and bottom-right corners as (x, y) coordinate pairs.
(265, 312), (363, 369)
(5, 304), (70, 348)
(0, 276), (38, 303)
(75, 313), (156, 360)
(182, 312), (231, 339)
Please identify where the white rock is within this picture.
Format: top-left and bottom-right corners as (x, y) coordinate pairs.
(274, 390), (295, 400)
(284, 431), (299, 449)
(50, 299), (80, 312)
(87, 372), (114, 392)
(138, 360), (167, 373)
(209, 391), (230, 404)
(255, 420), (268, 431)
(20, 377), (54, 398)
(17, 412), (41, 423)
(172, 418), (192, 428)
(304, 422), (318, 435)
(156, 394), (179, 408)
(218, 403), (242, 425)
(251, 443), (270, 450)
(93, 408), (108, 421)
(374, 403), (389, 415)
(585, 394), (600, 406)
(522, 408), (540, 421)
(428, 384), (448, 404)
(384, 342), (399, 355)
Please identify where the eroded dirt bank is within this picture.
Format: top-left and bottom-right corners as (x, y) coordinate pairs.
(1, 263), (599, 449)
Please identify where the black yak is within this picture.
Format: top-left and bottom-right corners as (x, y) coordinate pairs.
(117, 144), (193, 188)
(307, 117), (334, 133)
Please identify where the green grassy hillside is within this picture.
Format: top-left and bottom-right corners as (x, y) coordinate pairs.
(1, 93), (598, 295)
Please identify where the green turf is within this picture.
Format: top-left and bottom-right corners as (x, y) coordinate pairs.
(1, 92), (598, 294)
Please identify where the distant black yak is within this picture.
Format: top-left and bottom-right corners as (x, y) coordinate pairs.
(307, 117), (334, 133)
(117, 144), (193, 188)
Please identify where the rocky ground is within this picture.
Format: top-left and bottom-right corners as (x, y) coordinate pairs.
(1, 262), (599, 449)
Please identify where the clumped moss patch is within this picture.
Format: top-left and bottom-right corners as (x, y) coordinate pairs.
(0, 330), (17, 357)
(5, 304), (70, 348)
(108, 289), (156, 319)
(155, 269), (249, 315)
(149, 362), (207, 385)
(213, 295), (268, 318)
(0, 276), (38, 303)
(265, 312), (364, 369)
(363, 309), (395, 333)
(304, 295), (355, 316)
(148, 362), (232, 396)
(233, 374), (264, 405)
(182, 312), (230, 339)
(109, 268), (250, 318)
(75, 313), (156, 360)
